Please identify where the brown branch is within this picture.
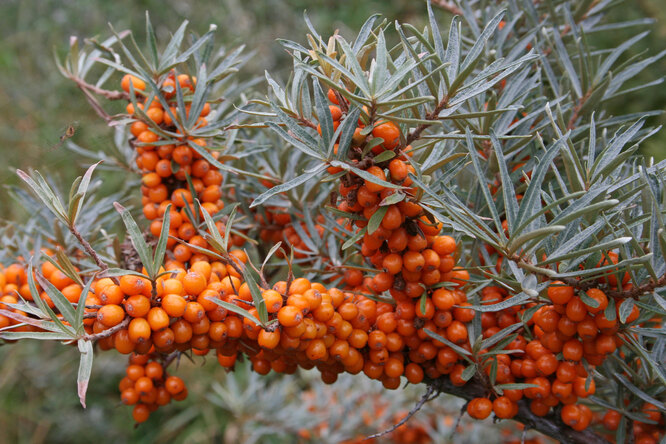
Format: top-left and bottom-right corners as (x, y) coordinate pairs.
(607, 273), (666, 300)
(297, 116), (318, 130)
(70, 76), (129, 101)
(428, 377), (612, 444)
(567, 87), (594, 130)
(163, 351), (180, 369)
(430, 0), (464, 16)
(404, 95), (450, 147)
(82, 316), (129, 341)
(70, 224), (112, 278)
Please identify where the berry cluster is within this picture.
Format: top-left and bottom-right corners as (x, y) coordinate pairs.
(118, 353), (188, 422)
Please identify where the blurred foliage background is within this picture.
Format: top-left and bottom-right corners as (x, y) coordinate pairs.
(0, 0), (664, 442)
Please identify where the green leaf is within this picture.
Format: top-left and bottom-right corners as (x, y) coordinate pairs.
(367, 206), (388, 235)
(77, 339), (94, 408)
(334, 106), (362, 160)
(114, 202), (155, 278)
(423, 328), (472, 357)
(461, 363), (477, 382)
(240, 263), (268, 326)
(379, 191), (405, 206)
(17, 169), (68, 224)
(451, 11), (505, 93)
(145, 12), (159, 68)
(266, 121), (324, 160)
(68, 156), (102, 225)
(618, 298), (635, 324)
(330, 161), (402, 189)
(491, 130), (518, 233)
(342, 227), (366, 250)
(464, 128), (504, 242)
(207, 298), (262, 326)
(579, 291), (600, 309)
(313, 79), (334, 145)
(152, 204), (171, 275)
(373, 150), (396, 164)
(0, 331), (73, 341)
(33, 272), (76, 329)
(75, 277), (95, 335)
(251, 164), (326, 208)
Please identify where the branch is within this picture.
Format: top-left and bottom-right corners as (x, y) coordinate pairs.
(70, 224), (111, 274)
(70, 76), (129, 101)
(607, 273), (666, 300)
(82, 316), (129, 341)
(404, 95), (449, 147)
(365, 385), (438, 440)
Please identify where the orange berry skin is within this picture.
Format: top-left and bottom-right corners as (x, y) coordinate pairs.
(183, 271), (207, 296)
(97, 304), (125, 327)
(124, 295), (151, 318)
(128, 318), (151, 344)
(372, 121), (400, 149)
(147, 307), (170, 331)
(132, 404), (150, 423)
(492, 396), (516, 419)
(277, 305), (303, 327)
(467, 398), (493, 420)
(547, 281), (574, 305)
(364, 166), (387, 193)
(121, 74), (146, 93)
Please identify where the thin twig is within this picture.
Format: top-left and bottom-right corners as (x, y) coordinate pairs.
(70, 225), (109, 273)
(365, 385), (437, 440)
(69, 76), (129, 101)
(82, 316), (130, 341)
(404, 95), (449, 148)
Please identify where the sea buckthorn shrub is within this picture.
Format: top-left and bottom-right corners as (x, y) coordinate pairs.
(1, 2), (665, 443)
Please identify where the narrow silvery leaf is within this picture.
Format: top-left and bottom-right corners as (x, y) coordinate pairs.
(352, 14), (381, 53)
(145, 12), (159, 68)
(251, 164), (326, 208)
(370, 30), (388, 95)
(444, 16), (460, 83)
(152, 204), (172, 275)
(367, 206), (389, 235)
(427, 0), (445, 62)
(35, 272), (77, 328)
(241, 264), (268, 326)
(491, 131), (518, 233)
(77, 339), (94, 408)
(552, 28), (582, 98)
(313, 79), (334, 146)
(115, 202), (155, 277)
(464, 128), (504, 243)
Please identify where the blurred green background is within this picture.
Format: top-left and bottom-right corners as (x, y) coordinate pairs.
(0, 1), (664, 442)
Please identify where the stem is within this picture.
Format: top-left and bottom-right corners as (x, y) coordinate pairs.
(404, 95), (449, 148)
(82, 316), (129, 341)
(70, 224), (109, 272)
(69, 76), (129, 101)
(365, 385), (437, 440)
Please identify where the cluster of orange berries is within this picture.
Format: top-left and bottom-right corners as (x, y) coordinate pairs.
(463, 282), (662, 439)
(122, 73), (245, 265)
(255, 206), (328, 259)
(0, 258), (86, 332)
(118, 353), (188, 423)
